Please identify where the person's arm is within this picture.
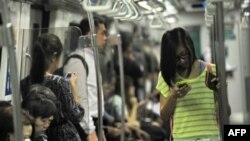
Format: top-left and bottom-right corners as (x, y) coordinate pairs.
(156, 73), (175, 121)
(127, 97), (140, 127)
(88, 131), (98, 141)
(85, 49), (106, 140)
(87, 129), (106, 141)
(160, 92), (177, 121)
(160, 84), (191, 121)
(69, 73), (80, 103)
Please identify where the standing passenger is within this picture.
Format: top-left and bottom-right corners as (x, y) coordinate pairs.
(20, 33), (84, 141)
(156, 28), (220, 141)
(64, 16), (107, 141)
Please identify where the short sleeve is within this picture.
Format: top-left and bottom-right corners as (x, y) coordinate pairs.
(156, 72), (170, 97)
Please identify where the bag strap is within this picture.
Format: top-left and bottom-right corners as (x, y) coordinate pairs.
(63, 54), (89, 76)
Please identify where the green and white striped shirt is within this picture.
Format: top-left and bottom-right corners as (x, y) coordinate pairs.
(156, 64), (219, 140)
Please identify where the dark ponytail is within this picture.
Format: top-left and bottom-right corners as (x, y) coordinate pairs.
(30, 34), (63, 84)
(30, 39), (46, 84)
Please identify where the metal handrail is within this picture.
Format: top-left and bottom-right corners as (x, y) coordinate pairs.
(120, 0), (142, 20)
(97, 0), (120, 16)
(86, 9), (104, 141)
(0, 0), (23, 141)
(113, 1), (132, 19)
(115, 34), (126, 141)
(82, 0), (113, 12)
(206, 1), (230, 140)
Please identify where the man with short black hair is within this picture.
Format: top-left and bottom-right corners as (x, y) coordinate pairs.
(64, 16), (107, 141)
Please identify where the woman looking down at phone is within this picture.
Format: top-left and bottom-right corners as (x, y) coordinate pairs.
(156, 28), (220, 141)
(20, 34), (84, 141)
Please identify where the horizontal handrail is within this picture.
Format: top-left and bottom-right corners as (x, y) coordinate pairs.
(82, 0), (113, 12)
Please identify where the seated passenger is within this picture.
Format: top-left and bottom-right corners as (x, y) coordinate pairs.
(20, 33), (84, 141)
(0, 106), (33, 141)
(106, 76), (150, 141)
(22, 84), (57, 141)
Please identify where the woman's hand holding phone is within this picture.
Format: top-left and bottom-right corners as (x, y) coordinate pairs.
(171, 83), (191, 98)
(65, 72), (80, 102)
(65, 72), (77, 87)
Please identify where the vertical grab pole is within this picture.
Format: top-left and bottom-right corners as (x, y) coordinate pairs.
(117, 34), (126, 141)
(0, 0), (23, 140)
(214, 1), (230, 140)
(211, 17), (216, 64)
(86, 6), (103, 141)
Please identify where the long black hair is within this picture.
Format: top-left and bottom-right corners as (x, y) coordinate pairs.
(30, 34), (63, 84)
(160, 27), (197, 87)
(22, 84), (57, 118)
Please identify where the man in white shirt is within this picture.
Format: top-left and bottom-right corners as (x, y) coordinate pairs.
(64, 16), (107, 141)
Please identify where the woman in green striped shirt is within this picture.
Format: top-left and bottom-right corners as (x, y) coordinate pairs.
(156, 28), (220, 141)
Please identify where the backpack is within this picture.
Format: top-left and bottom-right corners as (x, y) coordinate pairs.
(54, 54), (89, 76)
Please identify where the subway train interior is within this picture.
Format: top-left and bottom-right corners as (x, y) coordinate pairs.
(0, 0), (249, 141)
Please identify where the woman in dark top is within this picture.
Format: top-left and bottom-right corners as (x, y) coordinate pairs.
(20, 33), (84, 141)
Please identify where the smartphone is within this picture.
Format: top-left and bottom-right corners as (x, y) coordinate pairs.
(177, 83), (188, 88)
(64, 72), (72, 81)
